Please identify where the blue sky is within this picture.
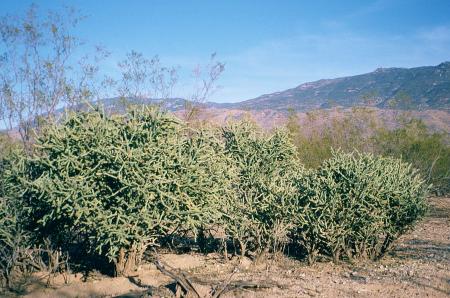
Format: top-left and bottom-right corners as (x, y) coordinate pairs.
(2, 0), (450, 102)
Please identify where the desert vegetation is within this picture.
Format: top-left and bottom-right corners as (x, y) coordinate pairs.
(0, 4), (448, 297)
(286, 107), (450, 195)
(0, 105), (431, 293)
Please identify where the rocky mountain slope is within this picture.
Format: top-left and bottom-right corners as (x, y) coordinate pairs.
(222, 61), (450, 111)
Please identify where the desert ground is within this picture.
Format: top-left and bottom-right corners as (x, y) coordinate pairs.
(5, 197), (449, 298)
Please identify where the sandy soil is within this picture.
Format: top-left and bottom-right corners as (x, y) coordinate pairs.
(5, 197), (450, 297)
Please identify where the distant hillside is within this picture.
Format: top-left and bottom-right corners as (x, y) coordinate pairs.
(225, 62), (450, 111)
(89, 62), (450, 113)
(181, 107), (450, 134)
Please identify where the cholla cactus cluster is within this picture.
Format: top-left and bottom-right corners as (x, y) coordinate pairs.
(221, 121), (302, 257)
(292, 150), (428, 263)
(5, 107), (234, 275)
(0, 107), (429, 277)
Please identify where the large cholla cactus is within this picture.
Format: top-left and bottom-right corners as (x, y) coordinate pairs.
(11, 107), (234, 276)
(1, 110), (432, 276)
(221, 121), (303, 257)
(292, 150), (429, 264)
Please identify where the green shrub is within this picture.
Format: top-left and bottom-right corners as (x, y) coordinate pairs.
(0, 150), (32, 291)
(0, 134), (21, 160)
(292, 150), (428, 264)
(374, 119), (450, 195)
(221, 121), (302, 257)
(8, 107), (233, 276)
(286, 107), (379, 169)
(0, 190), (17, 289)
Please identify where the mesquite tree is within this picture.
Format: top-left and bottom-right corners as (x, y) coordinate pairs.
(116, 51), (178, 102)
(0, 4), (104, 149)
(184, 53), (225, 122)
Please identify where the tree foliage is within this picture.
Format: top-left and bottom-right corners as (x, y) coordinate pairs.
(0, 4), (106, 147)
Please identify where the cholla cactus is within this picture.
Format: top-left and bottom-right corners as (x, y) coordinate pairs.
(221, 121), (302, 257)
(1, 109), (431, 275)
(292, 150), (429, 264)
(11, 106), (233, 276)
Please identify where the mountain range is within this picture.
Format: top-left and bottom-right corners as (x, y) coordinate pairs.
(98, 62), (450, 113)
(224, 61), (450, 111)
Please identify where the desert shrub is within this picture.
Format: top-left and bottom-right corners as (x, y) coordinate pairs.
(286, 107), (379, 169)
(0, 150), (21, 289)
(8, 107), (233, 276)
(1, 176), (71, 292)
(0, 134), (21, 160)
(287, 108), (449, 195)
(0, 152), (37, 292)
(292, 150), (428, 264)
(374, 119), (450, 195)
(221, 121), (302, 257)
(0, 187), (20, 290)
